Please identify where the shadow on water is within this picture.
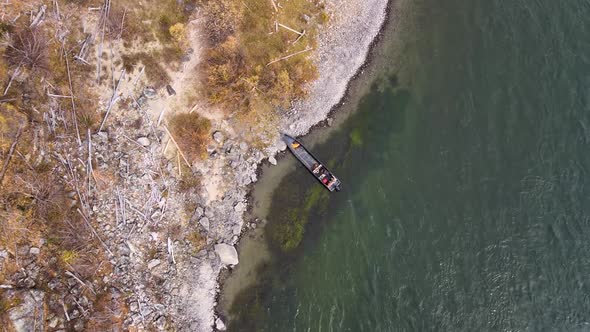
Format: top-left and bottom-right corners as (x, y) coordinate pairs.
(227, 75), (410, 331)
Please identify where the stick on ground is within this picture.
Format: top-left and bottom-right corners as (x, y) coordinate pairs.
(0, 123), (24, 184)
(267, 47), (313, 66)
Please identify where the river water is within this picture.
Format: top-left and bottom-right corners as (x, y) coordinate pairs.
(223, 0), (590, 330)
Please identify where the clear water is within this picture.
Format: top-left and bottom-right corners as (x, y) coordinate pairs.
(227, 0), (590, 330)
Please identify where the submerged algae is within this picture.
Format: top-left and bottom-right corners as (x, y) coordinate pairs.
(266, 182), (330, 252)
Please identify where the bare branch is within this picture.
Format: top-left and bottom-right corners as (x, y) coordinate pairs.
(163, 125), (191, 168)
(266, 47), (313, 66)
(278, 23), (304, 35)
(0, 122), (24, 184)
(63, 42), (82, 146)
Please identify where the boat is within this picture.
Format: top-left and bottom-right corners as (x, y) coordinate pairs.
(282, 134), (342, 192)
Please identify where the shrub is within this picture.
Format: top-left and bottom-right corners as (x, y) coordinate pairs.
(168, 112), (211, 161)
(198, 0), (325, 144)
(169, 23), (188, 49)
(4, 28), (49, 71)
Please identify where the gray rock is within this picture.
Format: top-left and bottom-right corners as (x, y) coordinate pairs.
(214, 244), (238, 265)
(215, 317), (227, 331)
(48, 316), (60, 328)
(301, 14), (311, 23)
(144, 87), (158, 99)
(327, 117), (334, 126)
(8, 290), (45, 331)
(166, 84), (176, 96)
(29, 247), (40, 255)
(268, 156), (277, 165)
(195, 206), (204, 218)
(232, 225), (242, 235)
(278, 140), (287, 151)
(199, 217), (210, 231)
(97, 131), (108, 140)
(74, 319), (85, 331)
(137, 137), (150, 147)
(207, 145), (216, 155)
(212, 131), (225, 144)
(155, 315), (166, 330)
(239, 142), (248, 151)
(148, 259), (161, 269)
(234, 202), (246, 213)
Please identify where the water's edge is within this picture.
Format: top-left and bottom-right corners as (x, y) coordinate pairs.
(217, 0), (405, 324)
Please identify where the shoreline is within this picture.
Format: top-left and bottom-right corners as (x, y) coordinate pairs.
(215, 0), (395, 327)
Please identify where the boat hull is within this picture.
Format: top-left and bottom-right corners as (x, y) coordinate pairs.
(282, 134), (341, 192)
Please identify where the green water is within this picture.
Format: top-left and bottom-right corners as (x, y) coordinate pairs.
(228, 0), (590, 330)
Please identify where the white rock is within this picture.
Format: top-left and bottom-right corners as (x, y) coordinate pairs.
(199, 217), (210, 230)
(268, 156), (277, 165)
(137, 137), (150, 147)
(214, 244), (238, 265)
(234, 202), (246, 213)
(212, 131), (225, 144)
(29, 247), (40, 255)
(215, 318), (227, 331)
(277, 140), (287, 151)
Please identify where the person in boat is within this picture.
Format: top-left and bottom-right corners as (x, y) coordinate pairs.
(327, 177), (336, 187)
(312, 163), (321, 174)
(322, 176), (329, 185)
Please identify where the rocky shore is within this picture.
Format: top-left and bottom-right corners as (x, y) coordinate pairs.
(174, 0), (391, 330)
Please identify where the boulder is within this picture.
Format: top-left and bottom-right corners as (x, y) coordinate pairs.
(215, 318), (227, 331)
(212, 131), (225, 144)
(199, 217), (210, 231)
(214, 244), (238, 265)
(234, 202), (246, 213)
(29, 247), (40, 255)
(268, 156), (277, 165)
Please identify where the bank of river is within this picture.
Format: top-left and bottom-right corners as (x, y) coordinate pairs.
(223, 0), (590, 330)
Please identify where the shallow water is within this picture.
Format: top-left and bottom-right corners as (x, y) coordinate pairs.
(225, 0), (590, 330)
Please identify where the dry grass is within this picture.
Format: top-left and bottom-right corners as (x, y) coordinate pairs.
(198, 0), (326, 144)
(168, 112), (211, 161)
(122, 52), (172, 89)
(186, 230), (206, 252)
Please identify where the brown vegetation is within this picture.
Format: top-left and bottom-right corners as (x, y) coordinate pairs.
(168, 112), (211, 161)
(198, 0), (326, 142)
(0, 1), (114, 328)
(4, 27), (49, 71)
